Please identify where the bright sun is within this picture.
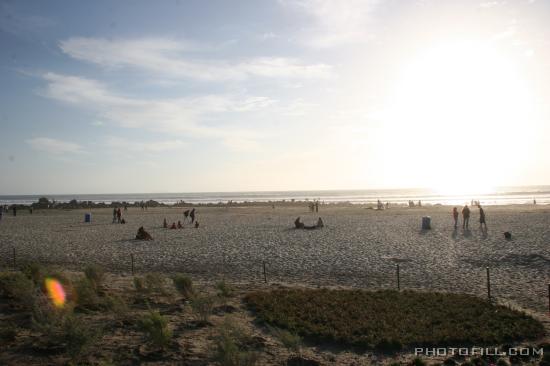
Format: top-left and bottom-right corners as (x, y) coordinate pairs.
(378, 40), (535, 196)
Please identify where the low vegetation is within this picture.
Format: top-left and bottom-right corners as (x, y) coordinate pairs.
(172, 274), (194, 298)
(245, 289), (545, 350)
(139, 309), (172, 349)
(212, 319), (259, 366)
(191, 295), (215, 325)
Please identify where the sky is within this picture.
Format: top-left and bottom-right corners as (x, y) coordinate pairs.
(1, 0), (550, 194)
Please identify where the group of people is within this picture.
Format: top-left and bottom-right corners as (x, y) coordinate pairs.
(112, 207), (126, 224)
(308, 200), (320, 213)
(408, 200), (422, 207)
(453, 204), (486, 229)
(163, 208), (199, 229)
(377, 200), (390, 210)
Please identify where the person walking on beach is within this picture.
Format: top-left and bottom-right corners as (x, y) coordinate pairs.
(452, 207), (459, 228)
(112, 208), (117, 223)
(190, 208), (196, 224)
(479, 205), (487, 229)
(462, 204), (470, 229)
(117, 208), (122, 223)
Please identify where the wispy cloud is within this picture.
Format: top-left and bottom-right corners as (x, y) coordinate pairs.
(280, 0), (379, 48)
(38, 72), (268, 150)
(59, 37), (333, 81)
(26, 137), (83, 154)
(104, 136), (186, 153)
(0, 2), (56, 36)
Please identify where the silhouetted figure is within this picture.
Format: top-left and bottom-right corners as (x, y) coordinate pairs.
(462, 205), (470, 229)
(29, 207), (33, 215)
(163, 218), (168, 228)
(177, 220), (183, 229)
(121, 218), (126, 224)
(316, 217), (324, 228)
(170, 222), (177, 229)
(479, 206), (487, 229)
(418, 200), (422, 207)
(136, 226), (153, 240)
(194, 221), (199, 228)
(452, 207), (459, 229)
(504, 231), (512, 240)
(385, 202), (389, 209)
(533, 199), (537, 205)
(294, 217), (305, 229)
(190, 208), (196, 224)
(117, 208), (122, 223)
(112, 208), (117, 223)
(13, 206), (16, 216)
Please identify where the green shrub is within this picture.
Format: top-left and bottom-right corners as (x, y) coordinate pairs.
(104, 295), (128, 318)
(216, 281), (234, 298)
(172, 274), (194, 298)
(213, 320), (259, 366)
(133, 277), (145, 292)
(144, 273), (168, 295)
(245, 289), (545, 349)
(75, 277), (101, 311)
(21, 262), (45, 285)
(84, 265), (105, 290)
(191, 295), (215, 325)
(139, 310), (172, 349)
(270, 327), (301, 352)
(0, 272), (35, 307)
(62, 315), (99, 362)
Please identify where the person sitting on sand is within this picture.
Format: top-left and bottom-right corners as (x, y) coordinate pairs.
(177, 220), (183, 229)
(121, 218), (126, 224)
(452, 207), (459, 229)
(163, 218), (168, 228)
(136, 226), (153, 240)
(316, 217), (324, 228)
(170, 222), (177, 229)
(294, 217), (305, 229)
(462, 205), (470, 229)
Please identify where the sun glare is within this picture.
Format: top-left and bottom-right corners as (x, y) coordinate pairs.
(379, 40), (535, 196)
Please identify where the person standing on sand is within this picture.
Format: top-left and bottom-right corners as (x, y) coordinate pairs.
(479, 205), (487, 229)
(117, 208), (122, 223)
(452, 207), (459, 228)
(13, 206), (16, 216)
(112, 208), (117, 223)
(190, 208), (196, 224)
(462, 205), (470, 229)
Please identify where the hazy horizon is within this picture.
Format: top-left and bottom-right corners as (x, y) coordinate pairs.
(2, 1), (550, 195)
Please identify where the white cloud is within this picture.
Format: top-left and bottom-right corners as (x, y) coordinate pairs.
(59, 37), (333, 81)
(39, 73), (267, 150)
(280, 0), (379, 48)
(104, 136), (186, 153)
(26, 137), (83, 154)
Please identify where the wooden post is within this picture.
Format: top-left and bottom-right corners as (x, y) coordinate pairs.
(486, 267), (491, 301)
(396, 264), (400, 291)
(131, 254), (134, 275)
(12, 247), (16, 268)
(263, 261), (267, 284)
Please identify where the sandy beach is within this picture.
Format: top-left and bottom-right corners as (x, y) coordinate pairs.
(1, 204), (549, 314)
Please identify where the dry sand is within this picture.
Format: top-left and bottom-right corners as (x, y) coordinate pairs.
(0, 204), (549, 314)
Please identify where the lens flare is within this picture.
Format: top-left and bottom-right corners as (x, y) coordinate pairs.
(44, 278), (66, 308)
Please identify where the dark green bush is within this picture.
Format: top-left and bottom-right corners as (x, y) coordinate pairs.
(245, 289), (545, 350)
(172, 274), (194, 298)
(139, 310), (172, 349)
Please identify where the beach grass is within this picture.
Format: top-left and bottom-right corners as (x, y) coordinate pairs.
(245, 288), (545, 351)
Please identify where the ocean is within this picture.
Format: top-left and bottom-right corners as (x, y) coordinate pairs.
(1, 186), (549, 206)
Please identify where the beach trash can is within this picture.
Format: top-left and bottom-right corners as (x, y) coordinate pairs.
(84, 213), (92, 223)
(421, 216), (431, 230)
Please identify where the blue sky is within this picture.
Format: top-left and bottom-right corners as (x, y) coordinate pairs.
(1, 0), (550, 194)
